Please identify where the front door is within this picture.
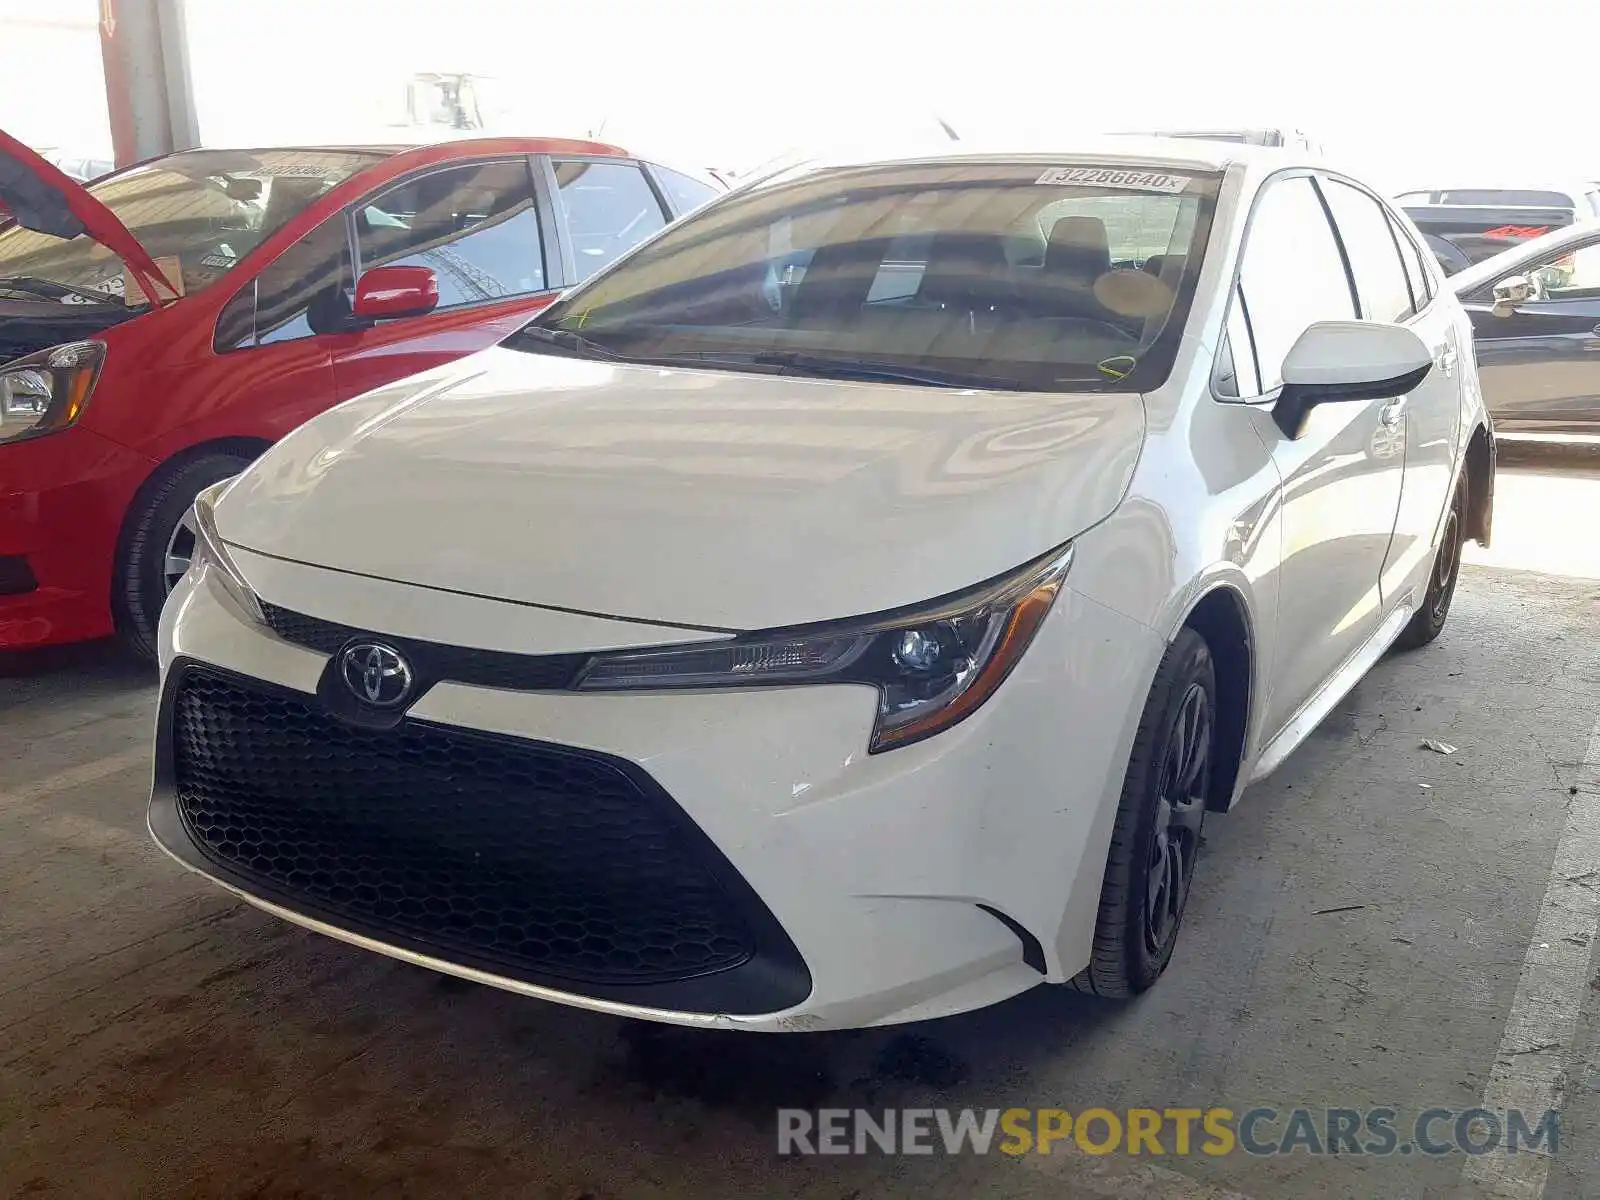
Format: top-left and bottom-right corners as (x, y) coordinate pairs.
(330, 157), (560, 401)
(1465, 236), (1600, 434)
(1221, 174), (1406, 739)
(206, 213), (346, 437)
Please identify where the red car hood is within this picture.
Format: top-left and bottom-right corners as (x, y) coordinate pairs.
(0, 128), (174, 305)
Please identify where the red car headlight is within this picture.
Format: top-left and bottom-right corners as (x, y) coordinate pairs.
(0, 340), (106, 445)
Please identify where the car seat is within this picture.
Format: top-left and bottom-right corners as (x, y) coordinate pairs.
(1019, 215), (1114, 321)
(916, 232), (1013, 315)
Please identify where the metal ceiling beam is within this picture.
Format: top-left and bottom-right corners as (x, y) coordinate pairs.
(98, 0), (200, 166)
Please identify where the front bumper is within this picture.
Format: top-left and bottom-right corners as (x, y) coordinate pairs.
(152, 560), (1163, 1030)
(0, 427), (153, 649)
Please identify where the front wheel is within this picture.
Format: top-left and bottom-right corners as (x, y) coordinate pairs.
(1072, 628), (1215, 998)
(117, 452), (252, 663)
(1394, 477), (1466, 652)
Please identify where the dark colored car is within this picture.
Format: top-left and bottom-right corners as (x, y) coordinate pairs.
(0, 131), (722, 656)
(1397, 186), (1600, 276)
(1451, 219), (1600, 433)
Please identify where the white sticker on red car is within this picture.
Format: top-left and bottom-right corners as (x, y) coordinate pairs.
(1035, 167), (1192, 193)
(255, 164), (332, 178)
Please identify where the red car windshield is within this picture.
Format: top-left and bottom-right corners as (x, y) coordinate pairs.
(0, 148), (383, 308)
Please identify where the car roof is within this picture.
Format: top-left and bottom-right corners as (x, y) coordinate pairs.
(152, 137), (636, 166)
(801, 137), (1326, 184)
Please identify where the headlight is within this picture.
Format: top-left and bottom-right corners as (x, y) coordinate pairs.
(188, 478), (263, 622)
(0, 341), (105, 445)
(575, 543), (1073, 752)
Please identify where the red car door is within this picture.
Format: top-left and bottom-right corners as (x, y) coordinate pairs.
(329, 156), (561, 401)
(203, 215), (348, 437)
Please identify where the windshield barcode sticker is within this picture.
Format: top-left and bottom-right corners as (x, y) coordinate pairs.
(256, 164), (332, 178)
(1036, 167), (1192, 193)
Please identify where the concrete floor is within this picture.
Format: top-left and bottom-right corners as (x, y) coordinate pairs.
(3, 444), (1599, 1200)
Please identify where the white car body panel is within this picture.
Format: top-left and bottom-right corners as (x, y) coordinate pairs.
(215, 348), (1145, 632)
(159, 562), (1162, 1030)
(226, 545), (726, 654)
(152, 141), (1492, 1029)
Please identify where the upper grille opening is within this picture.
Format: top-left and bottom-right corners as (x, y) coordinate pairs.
(258, 600), (586, 692)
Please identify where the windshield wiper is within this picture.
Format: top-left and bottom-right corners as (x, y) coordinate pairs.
(0, 276), (120, 306)
(509, 324), (632, 361)
(745, 351), (1003, 390)
(509, 333), (1011, 389)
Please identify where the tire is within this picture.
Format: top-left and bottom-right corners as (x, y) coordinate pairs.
(1393, 475), (1466, 652)
(1072, 628), (1215, 998)
(117, 451), (252, 663)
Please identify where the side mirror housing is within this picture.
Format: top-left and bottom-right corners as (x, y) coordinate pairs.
(1272, 320), (1432, 440)
(1491, 274), (1532, 316)
(351, 265), (439, 321)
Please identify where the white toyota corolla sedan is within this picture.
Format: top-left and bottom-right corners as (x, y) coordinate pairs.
(152, 140), (1494, 1031)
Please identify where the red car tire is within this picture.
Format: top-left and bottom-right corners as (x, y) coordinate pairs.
(116, 451), (254, 662)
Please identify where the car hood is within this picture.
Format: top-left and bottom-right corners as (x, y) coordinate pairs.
(0, 128), (174, 304)
(217, 348), (1146, 632)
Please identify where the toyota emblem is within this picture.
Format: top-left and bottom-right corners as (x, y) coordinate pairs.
(340, 642), (414, 708)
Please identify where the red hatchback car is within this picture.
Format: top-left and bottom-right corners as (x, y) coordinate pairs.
(0, 132), (721, 657)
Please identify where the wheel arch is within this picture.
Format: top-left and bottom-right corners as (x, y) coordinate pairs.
(110, 436), (273, 610)
(1463, 422), (1494, 547)
(1176, 583), (1255, 812)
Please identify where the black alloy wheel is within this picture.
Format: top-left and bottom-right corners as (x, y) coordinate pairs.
(1073, 627), (1216, 997)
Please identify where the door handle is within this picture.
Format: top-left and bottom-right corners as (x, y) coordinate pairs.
(1379, 397), (1406, 427)
(1435, 346), (1458, 375)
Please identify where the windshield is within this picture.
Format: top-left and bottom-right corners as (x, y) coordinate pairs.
(517, 160), (1218, 392)
(0, 148), (383, 307)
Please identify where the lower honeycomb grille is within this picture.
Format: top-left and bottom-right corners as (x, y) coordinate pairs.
(170, 668), (759, 989)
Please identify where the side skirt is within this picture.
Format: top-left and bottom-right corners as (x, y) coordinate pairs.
(1246, 599), (1415, 785)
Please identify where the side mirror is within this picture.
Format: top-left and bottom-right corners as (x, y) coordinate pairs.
(351, 265), (439, 321)
(1491, 274), (1532, 317)
(1272, 320), (1432, 440)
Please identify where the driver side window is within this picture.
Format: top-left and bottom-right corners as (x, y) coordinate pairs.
(1218, 176), (1357, 398)
(356, 160), (547, 308)
(1525, 240), (1600, 301)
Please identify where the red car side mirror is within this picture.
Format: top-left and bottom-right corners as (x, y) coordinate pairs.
(352, 265), (439, 321)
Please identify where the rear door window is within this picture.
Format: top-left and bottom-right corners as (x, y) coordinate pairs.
(1320, 179), (1415, 322)
(1386, 211), (1434, 309)
(553, 159), (669, 280)
(356, 159), (547, 308)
